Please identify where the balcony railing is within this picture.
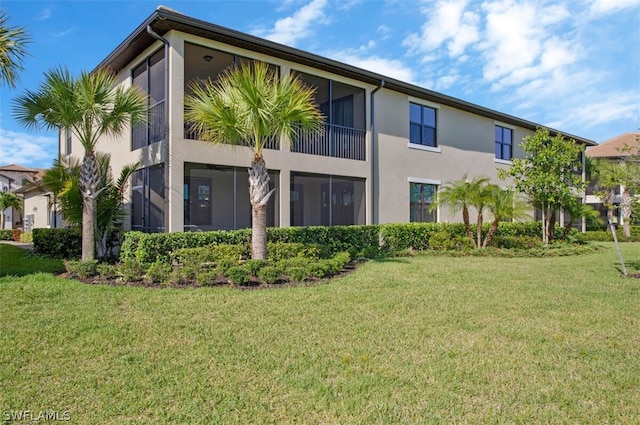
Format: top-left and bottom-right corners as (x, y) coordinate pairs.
(184, 122), (279, 150)
(132, 101), (166, 149)
(293, 123), (365, 161)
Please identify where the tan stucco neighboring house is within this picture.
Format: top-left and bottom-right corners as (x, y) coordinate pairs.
(61, 6), (595, 234)
(585, 131), (640, 225)
(0, 164), (45, 230)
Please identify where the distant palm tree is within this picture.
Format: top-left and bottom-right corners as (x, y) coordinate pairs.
(185, 61), (323, 259)
(0, 191), (22, 229)
(0, 11), (30, 88)
(435, 175), (489, 241)
(482, 186), (530, 248)
(13, 67), (146, 260)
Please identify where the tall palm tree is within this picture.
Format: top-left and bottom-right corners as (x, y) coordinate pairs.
(482, 186), (530, 248)
(185, 61), (323, 259)
(0, 11), (30, 88)
(13, 67), (146, 260)
(435, 175), (489, 241)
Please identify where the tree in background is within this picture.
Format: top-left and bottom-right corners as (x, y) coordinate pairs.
(0, 191), (22, 229)
(482, 187), (530, 248)
(185, 61), (323, 259)
(499, 127), (585, 244)
(435, 175), (489, 241)
(13, 67), (146, 260)
(0, 11), (30, 88)
(41, 153), (138, 259)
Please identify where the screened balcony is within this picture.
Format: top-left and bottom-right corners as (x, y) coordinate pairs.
(293, 123), (365, 160)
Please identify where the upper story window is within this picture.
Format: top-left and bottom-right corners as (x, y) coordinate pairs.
(132, 48), (166, 150)
(495, 125), (512, 160)
(410, 103), (437, 148)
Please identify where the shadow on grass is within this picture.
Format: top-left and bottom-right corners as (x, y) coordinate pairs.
(0, 244), (64, 278)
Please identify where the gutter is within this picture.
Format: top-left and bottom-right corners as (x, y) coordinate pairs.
(370, 80), (385, 225)
(146, 25), (171, 232)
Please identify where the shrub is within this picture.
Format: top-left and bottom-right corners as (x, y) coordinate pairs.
(97, 263), (118, 279)
(429, 230), (456, 250)
(490, 235), (542, 249)
(12, 229), (21, 242)
(267, 242), (324, 261)
(19, 232), (33, 243)
(245, 259), (268, 276)
(287, 266), (309, 282)
(0, 229), (12, 240)
(117, 258), (146, 282)
(306, 262), (329, 278)
(64, 259), (98, 278)
(33, 228), (82, 259)
(171, 244), (248, 267)
(170, 268), (192, 285)
(195, 269), (221, 286)
(453, 236), (475, 250)
(258, 266), (283, 284)
(145, 262), (173, 284)
(226, 265), (251, 285)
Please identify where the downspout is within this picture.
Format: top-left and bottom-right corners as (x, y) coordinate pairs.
(370, 80), (384, 224)
(146, 25), (170, 232)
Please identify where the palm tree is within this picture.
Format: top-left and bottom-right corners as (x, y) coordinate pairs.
(185, 61), (323, 259)
(468, 178), (493, 248)
(0, 191), (22, 229)
(435, 175), (489, 241)
(0, 11), (30, 88)
(482, 186), (530, 248)
(13, 67), (146, 260)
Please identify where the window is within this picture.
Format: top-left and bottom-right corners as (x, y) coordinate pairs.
(495, 125), (512, 160)
(410, 103), (437, 147)
(132, 49), (166, 150)
(410, 182), (437, 222)
(132, 165), (165, 232)
(65, 129), (72, 155)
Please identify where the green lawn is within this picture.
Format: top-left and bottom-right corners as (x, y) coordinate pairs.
(0, 243), (64, 277)
(1, 243), (639, 423)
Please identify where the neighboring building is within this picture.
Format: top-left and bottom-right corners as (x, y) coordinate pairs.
(63, 6), (595, 233)
(0, 164), (44, 230)
(585, 131), (640, 225)
(14, 181), (64, 232)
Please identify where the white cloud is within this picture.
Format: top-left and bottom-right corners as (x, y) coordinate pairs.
(403, 0), (480, 59)
(589, 0), (640, 16)
(325, 49), (417, 83)
(254, 0), (329, 46)
(36, 7), (52, 21)
(546, 91), (639, 131)
(0, 129), (57, 169)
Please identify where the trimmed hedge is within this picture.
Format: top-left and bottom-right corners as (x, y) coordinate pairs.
(33, 228), (82, 259)
(582, 226), (640, 242)
(0, 230), (12, 241)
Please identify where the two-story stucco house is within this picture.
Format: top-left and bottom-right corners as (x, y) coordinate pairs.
(62, 7), (595, 233)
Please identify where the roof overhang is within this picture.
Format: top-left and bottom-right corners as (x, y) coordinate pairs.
(96, 6), (596, 147)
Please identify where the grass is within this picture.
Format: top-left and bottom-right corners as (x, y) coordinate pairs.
(1, 242), (639, 423)
(0, 243), (64, 277)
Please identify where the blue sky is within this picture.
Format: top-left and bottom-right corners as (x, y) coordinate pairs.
(1, 0), (639, 169)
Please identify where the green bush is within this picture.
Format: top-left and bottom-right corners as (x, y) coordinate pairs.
(33, 228), (82, 259)
(0, 229), (12, 240)
(97, 263), (118, 279)
(117, 258), (146, 282)
(64, 259), (98, 278)
(245, 259), (268, 276)
(306, 262), (329, 278)
(287, 266), (309, 282)
(172, 244), (248, 267)
(582, 227), (640, 242)
(195, 269), (221, 286)
(267, 242), (325, 261)
(490, 235), (543, 249)
(145, 262), (173, 284)
(226, 265), (251, 285)
(257, 266), (282, 284)
(429, 230), (456, 250)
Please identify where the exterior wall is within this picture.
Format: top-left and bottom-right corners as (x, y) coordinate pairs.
(374, 89), (532, 224)
(85, 25), (588, 233)
(22, 190), (52, 231)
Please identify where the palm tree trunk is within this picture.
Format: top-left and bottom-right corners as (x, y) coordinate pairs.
(476, 213), (483, 248)
(482, 220), (499, 248)
(462, 207), (473, 239)
(80, 151), (99, 261)
(248, 155), (275, 260)
(621, 188), (632, 238)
